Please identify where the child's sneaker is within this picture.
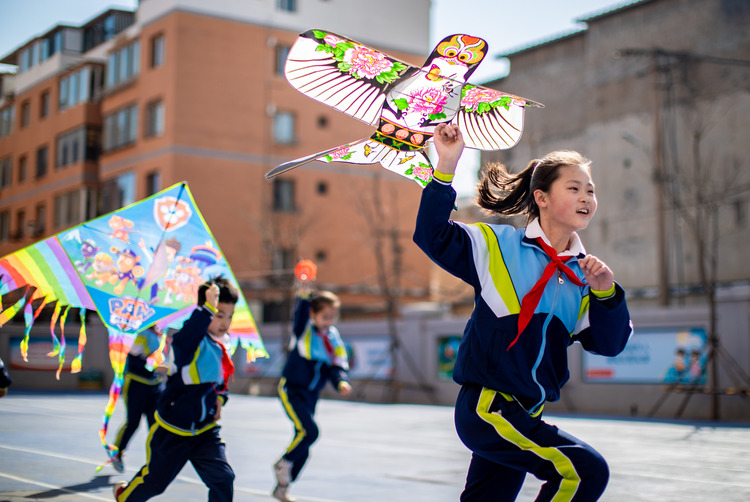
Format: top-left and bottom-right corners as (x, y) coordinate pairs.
(111, 453), (124, 473)
(112, 481), (127, 501)
(273, 458), (292, 486)
(272, 483), (295, 502)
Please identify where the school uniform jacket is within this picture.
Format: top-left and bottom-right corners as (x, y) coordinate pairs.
(156, 307), (229, 435)
(414, 178), (633, 414)
(125, 329), (165, 385)
(282, 296), (349, 394)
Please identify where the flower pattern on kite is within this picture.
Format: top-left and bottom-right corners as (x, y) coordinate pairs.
(268, 29), (544, 186)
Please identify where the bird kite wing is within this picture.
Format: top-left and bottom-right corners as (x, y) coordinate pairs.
(453, 84), (544, 151)
(284, 29), (415, 126)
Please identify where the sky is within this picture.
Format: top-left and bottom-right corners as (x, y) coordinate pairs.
(0, 0), (635, 195)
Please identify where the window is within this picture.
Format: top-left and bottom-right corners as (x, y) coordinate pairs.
(19, 47), (31, 72)
(316, 181), (328, 195)
(34, 203), (46, 236)
(272, 111), (295, 144)
(146, 171), (161, 196)
(18, 155), (27, 183)
(0, 211), (9, 242)
(271, 247), (295, 273)
(20, 101), (31, 128)
(36, 145), (48, 178)
(59, 67), (92, 111)
(103, 104), (138, 151)
(275, 45), (291, 75)
(0, 157), (11, 189)
(273, 178), (295, 211)
(15, 210), (26, 240)
(317, 115), (328, 128)
(277, 0), (297, 12)
(54, 190), (81, 229)
(41, 91), (51, 118)
(56, 128), (86, 168)
(101, 172), (135, 213)
(145, 100), (164, 137)
(315, 250), (327, 262)
(106, 40), (140, 87)
(0, 106), (14, 138)
(151, 34), (165, 67)
(39, 38), (49, 64)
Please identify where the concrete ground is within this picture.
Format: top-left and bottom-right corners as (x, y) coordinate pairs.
(0, 392), (749, 501)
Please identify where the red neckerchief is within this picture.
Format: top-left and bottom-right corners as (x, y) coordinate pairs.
(316, 328), (336, 361)
(211, 336), (235, 384)
(509, 237), (586, 350)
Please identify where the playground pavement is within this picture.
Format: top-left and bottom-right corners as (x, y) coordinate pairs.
(1, 392), (749, 501)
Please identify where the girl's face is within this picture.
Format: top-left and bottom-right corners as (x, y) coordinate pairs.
(311, 304), (338, 332)
(537, 164), (597, 234)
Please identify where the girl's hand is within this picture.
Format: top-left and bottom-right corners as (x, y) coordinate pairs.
(578, 255), (614, 292)
(433, 123), (464, 175)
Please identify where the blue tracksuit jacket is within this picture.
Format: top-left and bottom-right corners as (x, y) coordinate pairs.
(156, 307), (229, 435)
(414, 178), (632, 414)
(282, 296), (349, 394)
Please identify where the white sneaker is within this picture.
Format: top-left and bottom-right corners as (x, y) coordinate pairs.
(272, 484), (296, 502)
(113, 481), (127, 501)
(273, 458), (293, 486)
(112, 454), (124, 473)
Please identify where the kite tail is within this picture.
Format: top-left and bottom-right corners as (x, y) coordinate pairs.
(145, 331), (167, 371)
(96, 327), (137, 471)
(54, 306), (70, 380)
(70, 309), (88, 373)
(47, 303), (63, 357)
(96, 370), (124, 472)
(0, 286), (29, 329)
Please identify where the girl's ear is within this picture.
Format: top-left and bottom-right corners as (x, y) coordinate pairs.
(533, 189), (547, 208)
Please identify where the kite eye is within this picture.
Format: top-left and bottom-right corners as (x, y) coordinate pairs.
(444, 48), (458, 58)
(458, 52), (470, 62)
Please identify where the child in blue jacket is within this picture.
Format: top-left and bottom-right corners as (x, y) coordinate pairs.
(114, 277), (237, 502)
(414, 124), (633, 502)
(110, 327), (169, 473)
(273, 283), (351, 502)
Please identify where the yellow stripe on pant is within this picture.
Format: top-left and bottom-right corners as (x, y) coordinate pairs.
(278, 378), (306, 454)
(476, 388), (581, 502)
(118, 421), (159, 500)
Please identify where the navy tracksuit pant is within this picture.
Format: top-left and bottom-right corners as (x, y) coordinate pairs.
(278, 378), (320, 482)
(455, 385), (609, 502)
(118, 423), (234, 502)
(114, 375), (160, 454)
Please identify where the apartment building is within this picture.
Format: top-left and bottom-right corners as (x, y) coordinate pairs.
(0, 0), (433, 321)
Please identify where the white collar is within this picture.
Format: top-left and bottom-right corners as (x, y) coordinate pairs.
(525, 218), (586, 257)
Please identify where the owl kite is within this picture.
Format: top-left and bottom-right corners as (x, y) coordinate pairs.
(265, 29), (543, 186)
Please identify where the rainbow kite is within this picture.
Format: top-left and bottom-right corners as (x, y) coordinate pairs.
(0, 182), (266, 466)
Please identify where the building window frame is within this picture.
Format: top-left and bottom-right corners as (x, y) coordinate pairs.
(151, 34), (165, 68)
(273, 178), (296, 212)
(272, 110), (296, 145)
(145, 99), (164, 138)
